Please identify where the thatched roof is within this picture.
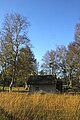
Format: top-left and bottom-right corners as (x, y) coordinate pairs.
(27, 75), (56, 85)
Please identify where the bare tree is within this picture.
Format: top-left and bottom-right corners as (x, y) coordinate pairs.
(41, 50), (56, 75)
(56, 45), (68, 79)
(0, 13), (30, 91)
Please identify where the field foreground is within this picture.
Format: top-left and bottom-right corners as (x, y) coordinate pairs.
(0, 93), (80, 120)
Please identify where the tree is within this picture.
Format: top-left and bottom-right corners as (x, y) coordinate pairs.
(17, 45), (36, 88)
(41, 50), (56, 75)
(67, 42), (77, 81)
(66, 23), (80, 82)
(42, 46), (68, 78)
(0, 13), (31, 91)
(56, 45), (68, 79)
(65, 23), (80, 85)
(75, 23), (80, 69)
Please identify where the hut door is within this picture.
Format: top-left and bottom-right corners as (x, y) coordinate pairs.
(35, 86), (39, 91)
(56, 81), (63, 93)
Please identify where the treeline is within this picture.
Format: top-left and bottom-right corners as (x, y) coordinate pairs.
(0, 13), (80, 89)
(0, 13), (38, 90)
(41, 23), (80, 85)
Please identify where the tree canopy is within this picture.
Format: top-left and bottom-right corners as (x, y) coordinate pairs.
(0, 13), (37, 90)
(41, 23), (80, 84)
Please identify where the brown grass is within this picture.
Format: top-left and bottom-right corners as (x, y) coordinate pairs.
(0, 92), (80, 120)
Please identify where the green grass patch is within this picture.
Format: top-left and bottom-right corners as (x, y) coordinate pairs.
(0, 86), (26, 92)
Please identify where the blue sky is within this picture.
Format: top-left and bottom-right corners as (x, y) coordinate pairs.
(0, 0), (80, 63)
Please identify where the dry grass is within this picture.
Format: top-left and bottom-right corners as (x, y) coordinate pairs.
(0, 92), (80, 120)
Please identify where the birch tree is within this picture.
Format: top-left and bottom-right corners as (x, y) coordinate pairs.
(0, 13), (30, 91)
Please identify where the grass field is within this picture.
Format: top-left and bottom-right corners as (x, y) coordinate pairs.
(0, 86), (27, 92)
(0, 92), (80, 120)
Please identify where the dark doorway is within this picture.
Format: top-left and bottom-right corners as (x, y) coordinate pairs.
(56, 80), (63, 93)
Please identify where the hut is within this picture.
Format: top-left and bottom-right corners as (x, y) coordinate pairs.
(27, 75), (57, 93)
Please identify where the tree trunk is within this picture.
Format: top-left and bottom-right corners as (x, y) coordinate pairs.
(25, 81), (28, 90)
(2, 81), (5, 91)
(9, 79), (13, 92)
(2, 72), (5, 91)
